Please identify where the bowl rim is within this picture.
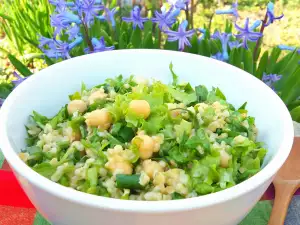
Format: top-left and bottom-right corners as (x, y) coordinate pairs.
(0, 49), (294, 213)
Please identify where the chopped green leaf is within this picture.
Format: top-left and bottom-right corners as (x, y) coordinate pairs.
(31, 111), (49, 129)
(195, 85), (208, 102)
(169, 62), (179, 86)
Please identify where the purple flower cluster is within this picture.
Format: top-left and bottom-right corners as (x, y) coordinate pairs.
(215, 1), (284, 55)
(50, 12), (81, 37)
(215, 0), (239, 20)
(211, 31), (231, 61)
(265, 2), (284, 27)
(122, 6), (148, 30)
(152, 6), (180, 31)
(97, 7), (119, 28)
(167, 0), (190, 10)
(164, 20), (195, 51)
(84, 37), (115, 53)
(39, 0), (116, 59)
(40, 0), (285, 59)
(262, 73), (282, 91)
(39, 36), (83, 59)
(121, 3), (194, 51)
(234, 18), (262, 49)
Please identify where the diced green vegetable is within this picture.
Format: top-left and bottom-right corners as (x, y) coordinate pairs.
(116, 174), (143, 190)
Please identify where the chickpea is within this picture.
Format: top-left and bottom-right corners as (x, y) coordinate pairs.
(133, 135), (155, 159)
(67, 100), (87, 115)
(220, 150), (231, 168)
(88, 90), (107, 104)
(85, 109), (112, 129)
(142, 160), (164, 178)
(106, 161), (133, 175)
(128, 100), (151, 119)
(152, 135), (163, 153)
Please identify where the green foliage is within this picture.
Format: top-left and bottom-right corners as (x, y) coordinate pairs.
(7, 54), (33, 76)
(0, 0), (53, 54)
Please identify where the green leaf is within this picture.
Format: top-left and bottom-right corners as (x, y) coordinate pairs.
(243, 49), (254, 74)
(118, 126), (135, 142)
(210, 39), (221, 55)
(69, 91), (81, 101)
(238, 102), (247, 110)
(267, 47), (281, 73)
(215, 87), (226, 100)
(255, 51), (269, 79)
(22, 36), (40, 49)
(44, 56), (54, 66)
(168, 145), (197, 164)
(31, 111), (49, 129)
(25, 146), (42, 154)
(195, 85), (208, 102)
(188, 34), (198, 54)
(169, 62), (178, 86)
(120, 21), (128, 35)
(99, 29), (113, 46)
(287, 100), (300, 111)
(198, 39), (210, 57)
(0, 12), (14, 21)
(174, 120), (192, 141)
(272, 52), (293, 76)
(0, 83), (14, 99)
(130, 27), (142, 48)
(280, 67), (300, 105)
(290, 106), (300, 122)
(225, 19), (233, 33)
(229, 48), (240, 68)
(49, 106), (68, 129)
(143, 20), (153, 36)
(33, 163), (57, 179)
(69, 116), (85, 133)
(167, 86), (196, 105)
(254, 47), (261, 63)
(164, 40), (178, 51)
(278, 50), (300, 77)
(172, 192), (184, 199)
(194, 183), (214, 195)
(118, 32), (128, 49)
(7, 54), (33, 77)
(196, 128), (211, 152)
(142, 32), (154, 49)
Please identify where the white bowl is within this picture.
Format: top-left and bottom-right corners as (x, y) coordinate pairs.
(0, 50), (294, 225)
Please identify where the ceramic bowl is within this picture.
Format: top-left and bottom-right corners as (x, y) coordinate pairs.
(0, 50), (294, 225)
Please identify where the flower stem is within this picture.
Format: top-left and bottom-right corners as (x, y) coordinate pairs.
(191, 0), (194, 28)
(81, 19), (94, 52)
(185, 3), (189, 28)
(253, 13), (268, 61)
(158, 30), (162, 49)
(208, 13), (214, 32)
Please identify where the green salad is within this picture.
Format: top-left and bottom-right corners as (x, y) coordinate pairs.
(20, 64), (267, 201)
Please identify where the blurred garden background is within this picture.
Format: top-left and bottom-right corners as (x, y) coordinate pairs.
(0, 0), (300, 121)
